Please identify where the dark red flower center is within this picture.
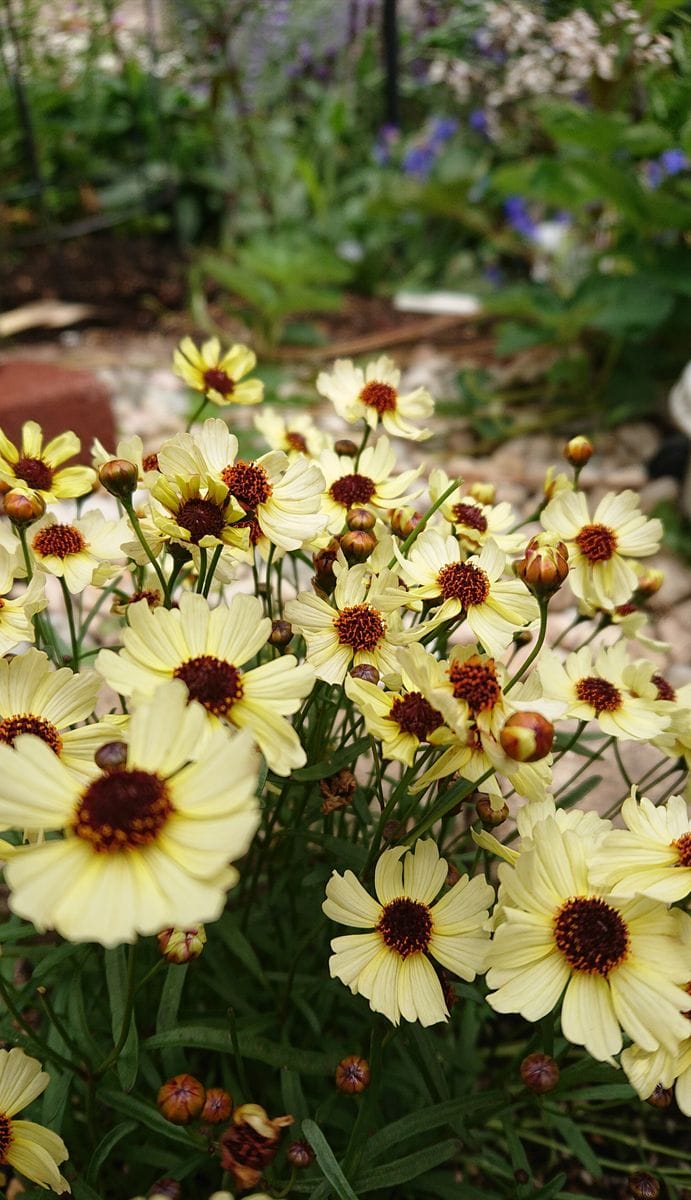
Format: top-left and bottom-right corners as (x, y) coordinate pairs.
(173, 655), (243, 716)
(334, 604), (384, 652)
(330, 473), (377, 508)
(203, 367), (235, 397)
(652, 673), (676, 702)
(575, 676), (621, 713)
(73, 769), (172, 852)
(437, 562), (490, 606)
(15, 456), (53, 491)
(32, 523), (85, 559)
(0, 1113), (12, 1162)
(142, 452), (159, 472)
(554, 896), (629, 977)
(222, 460), (272, 510)
(360, 381), (397, 414)
(447, 656), (501, 712)
(390, 692), (443, 740)
(673, 832), (691, 868)
(575, 523), (618, 563)
(0, 713), (63, 754)
(285, 431), (308, 452)
(452, 502), (488, 533)
(176, 498), (225, 543)
(378, 897), (432, 958)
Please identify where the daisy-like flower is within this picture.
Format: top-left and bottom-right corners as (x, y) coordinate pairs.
(285, 562), (428, 686)
(541, 489), (662, 607)
(30, 511), (129, 594)
(538, 642), (671, 741)
(486, 818), (691, 1062)
(0, 680), (260, 945)
(344, 673), (445, 767)
(147, 474), (248, 558)
(0, 650), (120, 780)
(323, 840), (494, 1026)
(590, 792), (690, 903)
(254, 408), (332, 459)
(316, 356), (434, 441)
(173, 337), (263, 406)
(394, 532), (538, 657)
(429, 469), (523, 555)
(0, 420), (96, 502)
(0, 549), (46, 656)
(319, 437), (423, 534)
(158, 419), (326, 556)
(0, 1047), (70, 1192)
(96, 592), (313, 775)
(473, 794), (611, 866)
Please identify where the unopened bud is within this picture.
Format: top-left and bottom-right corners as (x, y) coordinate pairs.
(475, 796), (509, 827)
(645, 1083), (673, 1109)
(269, 619), (293, 648)
(287, 1139), (315, 1169)
(334, 439), (358, 457)
(389, 507), (420, 538)
(148, 1181), (181, 1200)
(500, 712), (554, 762)
(320, 769), (356, 814)
(335, 1055), (370, 1094)
(157, 1074), (205, 1124)
(350, 663), (380, 684)
(469, 481), (496, 505)
(95, 741), (127, 772)
(201, 1087), (233, 1124)
(520, 1052), (560, 1094)
(563, 436), (593, 468)
(513, 629), (532, 646)
(514, 534), (569, 598)
(3, 488), (46, 524)
(157, 926), (206, 964)
(635, 568), (664, 598)
(543, 467), (571, 501)
(312, 540), (339, 594)
(347, 507), (376, 531)
(628, 1172), (660, 1200)
(382, 819), (406, 842)
(340, 529), (377, 564)
(99, 458), (139, 500)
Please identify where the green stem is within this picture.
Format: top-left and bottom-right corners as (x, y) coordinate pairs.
(196, 546), (208, 594)
(504, 598), (548, 693)
(186, 394), (209, 430)
(265, 543), (275, 620)
(16, 524), (62, 663)
(201, 545), (223, 598)
(353, 422), (371, 471)
(387, 479), (460, 570)
(553, 735), (616, 800)
(613, 741), (633, 790)
(0, 974), (82, 1075)
(35, 987), (90, 1068)
(59, 577), (80, 667)
(95, 943), (137, 1077)
(122, 501), (171, 606)
(405, 766), (495, 843)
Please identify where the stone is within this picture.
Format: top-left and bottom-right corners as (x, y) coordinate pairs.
(0, 359), (114, 462)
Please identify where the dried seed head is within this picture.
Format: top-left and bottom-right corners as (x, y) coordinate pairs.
(157, 927), (207, 965)
(645, 1083), (673, 1109)
(3, 488), (46, 524)
(475, 796), (509, 827)
(287, 1139), (315, 1169)
(346, 507), (376, 531)
(157, 1074), (205, 1124)
(268, 619), (293, 649)
(220, 1103), (293, 1191)
(320, 769), (356, 814)
(99, 458), (139, 500)
(148, 1180), (181, 1200)
(514, 533), (569, 598)
(335, 1055), (371, 1094)
(500, 712), (554, 762)
(520, 1052), (560, 1094)
(627, 1172), (660, 1200)
(563, 435), (593, 467)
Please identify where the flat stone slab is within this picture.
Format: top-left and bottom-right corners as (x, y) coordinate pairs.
(0, 359), (114, 463)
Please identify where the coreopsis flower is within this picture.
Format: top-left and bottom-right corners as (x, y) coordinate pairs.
(254, 408), (331, 458)
(0, 549), (46, 655)
(173, 337), (263, 406)
(0, 420), (96, 502)
(285, 562), (427, 686)
(0, 1047), (70, 1192)
(473, 793), (611, 866)
(394, 532), (538, 656)
(319, 437), (423, 533)
(96, 592), (313, 775)
(0, 650), (120, 780)
(429, 469), (522, 554)
(158, 419), (326, 556)
(345, 673), (445, 767)
(323, 839), (494, 1026)
(0, 680), (259, 945)
(148, 473), (248, 557)
(316, 356), (434, 440)
(538, 642), (670, 741)
(29, 511), (129, 593)
(590, 792), (690, 902)
(541, 489), (662, 607)
(486, 818), (691, 1062)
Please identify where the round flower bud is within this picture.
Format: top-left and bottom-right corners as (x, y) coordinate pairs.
(500, 712), (554, 763)
(513, 629), (532, 646)
(157, 926), (207, 965)
(157, 1074), (205, 1124)
(628, 1172), (660, 1200)
(350, 663), (380, 684)
(335, 1055), (371, 1094)
(312, 540), (339, 595)
(340, 529), (377, 564)
(635, 568), (664, 598)
(520, 1052), (560, 1094)
(469, 481), (496, 505)
(268, 619), (293, 649)
(645, 1084), (673, 1109)
(98, 458), (139, 500)
(514, 534), (569, 598)
(94, 741), (128, 772)
(563, 436), (593, 467)
(201, 1087), (233, 1124)
(286, 1139), (315, 1169)
(346, 507), (376, 532)
(389, 507), (420, 538)
(475, 796), (509, 827)
(334, 439), (358, 457)
(3, 488), (46, 525)
(148, 1181), (181, 1200)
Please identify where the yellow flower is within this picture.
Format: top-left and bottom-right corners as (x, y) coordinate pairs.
(173, 337), (263, 406)
(541, 489), (662, 607)
(590, 791), (691, 903)
(149, 473), (248, 556)
(538, 642), (670, 741)
(316, 356), (434, 441)
(319, 437), (423, 534)
(473, 794), (610, 865)
(30, 511), (129, 593)
(428, 468), (523, 555)
(323, 840), (494, 1026)
(0, 549), (46, 656)
(0, 1047), (70, 1192)
(486, 818), (691, 1061)
(96, 592), (313, 775)
(344, 673), (445, 767)
(254, 408), (332, 458)
(0, 649), (120, 780)
(92, 433), (160, 489)
(0, 680), (259, 945)
(0, 420), (95, 502)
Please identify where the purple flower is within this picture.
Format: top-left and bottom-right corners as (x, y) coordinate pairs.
(645, 160), (666, 189)
(504, 196), (537, 239)
(469, 108), (488, 135)
(402, 144), (437, 179)
(429, 117), (458, 145)
(660, 149), (688, 176)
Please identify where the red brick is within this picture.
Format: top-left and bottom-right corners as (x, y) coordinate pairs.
(0, 360), (115, 464)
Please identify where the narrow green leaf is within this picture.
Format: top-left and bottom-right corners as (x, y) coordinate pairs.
(72, 1179), (104, 1200)
(104, 948), (139, 1091)
(548, 1115), (601, 1176)
(100, 1089), (193, 1147)
(363, 1093), (500, 1162)
(354, 1138), (459, 1191)
(156, 965), (188, 1033)
(86, 1120), (135, 1185)
(531, 1173), (568, 1199)
(216, 914), (268, 985)
(302, 1119), (358, 1200)
(144, 1026), (330, 1074)
(293, 736), (369, 781)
